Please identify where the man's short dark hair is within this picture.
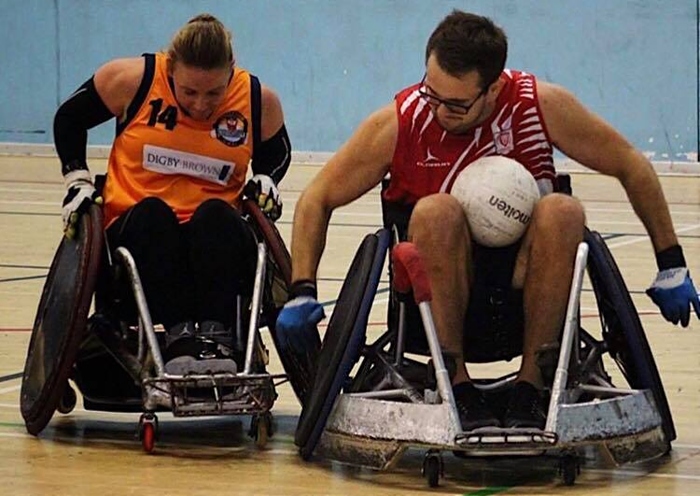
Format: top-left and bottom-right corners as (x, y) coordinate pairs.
(425, 10), (508, 89)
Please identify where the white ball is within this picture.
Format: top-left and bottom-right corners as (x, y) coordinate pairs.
(450, 156), (540, 247)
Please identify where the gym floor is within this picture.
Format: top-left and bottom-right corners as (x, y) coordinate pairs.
(0, 155), (698, 495)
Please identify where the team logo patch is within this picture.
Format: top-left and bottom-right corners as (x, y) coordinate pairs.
(494, 129), (514, 154)
(416, 147), (451, 168)
(211, 111), (248, 147)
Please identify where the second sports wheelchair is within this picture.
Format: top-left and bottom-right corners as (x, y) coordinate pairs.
(293, 176), (675, 487)
(20, 197), (317, 452)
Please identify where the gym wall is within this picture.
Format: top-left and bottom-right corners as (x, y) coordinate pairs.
(0, 0), (697, 164)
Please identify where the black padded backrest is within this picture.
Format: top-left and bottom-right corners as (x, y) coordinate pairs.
(380, 178), (411, 240)
(554, 172), (572, 195)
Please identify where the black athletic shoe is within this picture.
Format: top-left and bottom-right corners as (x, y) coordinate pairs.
(453, 382), (502, 431)
(503, 381), (547, 429)
(163, 336), (238, 376)
(165, 321), (196, 348)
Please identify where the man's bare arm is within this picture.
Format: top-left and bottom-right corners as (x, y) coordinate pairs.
(291, 104), (398, 282)
(539, 81), (678, 252)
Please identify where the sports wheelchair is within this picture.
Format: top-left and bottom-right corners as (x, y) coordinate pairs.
(20, 196), (316, 452)
(294, 176), (675, 487)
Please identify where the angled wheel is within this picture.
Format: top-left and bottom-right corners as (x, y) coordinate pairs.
(243, 199), (319, 405)
(20, 205), (103, 435)
(295, 229), (391, 460)
(584, 229), (676, 444)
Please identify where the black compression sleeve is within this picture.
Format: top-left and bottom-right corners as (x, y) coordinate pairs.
(251, 124), (291, 184)
(53, 77), (115, 175)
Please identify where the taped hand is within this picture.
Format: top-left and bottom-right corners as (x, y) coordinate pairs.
(62, 169), (102, 239)
(244, 174), (282, 221)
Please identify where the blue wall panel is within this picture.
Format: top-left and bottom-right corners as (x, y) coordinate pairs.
(0, 0), (58, 143)
(0, 0), (697, 159)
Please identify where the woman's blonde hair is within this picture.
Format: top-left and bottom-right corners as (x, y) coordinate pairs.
(167, 13), (233, 69)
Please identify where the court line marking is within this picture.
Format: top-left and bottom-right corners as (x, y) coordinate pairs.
(0, 426), (697, 483)
(0, 385), (20, 395)
(605, 223), (700, 249)
(0, 372), (22, 384)
(585, 469), (700, 481)
(464, 487), (512, 496)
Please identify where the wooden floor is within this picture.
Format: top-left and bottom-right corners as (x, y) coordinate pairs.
(0, 155), (698, 495)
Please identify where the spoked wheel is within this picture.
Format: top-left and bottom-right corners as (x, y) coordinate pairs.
(345, 329), (395, 393)
(584, 229), (676, 445)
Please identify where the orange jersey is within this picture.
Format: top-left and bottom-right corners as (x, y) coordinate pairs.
(103, 53), (261, 226)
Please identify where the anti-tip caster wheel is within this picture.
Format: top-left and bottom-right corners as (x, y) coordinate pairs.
(56, 383), (77, 415)
(138, 413), (159, 453)
(422, 450), (443, 488)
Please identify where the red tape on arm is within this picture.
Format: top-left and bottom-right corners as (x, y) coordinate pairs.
(391, 242), (432, 304)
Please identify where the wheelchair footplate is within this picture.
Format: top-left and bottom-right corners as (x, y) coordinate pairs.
(143, 371), (284, 417)
(108, 241), (282, 451)
(455, 426), (557, 454)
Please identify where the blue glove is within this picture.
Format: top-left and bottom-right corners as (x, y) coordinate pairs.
(276, 295), (325, 354)
(646, 267), (700, 327)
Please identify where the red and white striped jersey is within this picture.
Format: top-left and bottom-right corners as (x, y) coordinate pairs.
(384, 70), (555, 206)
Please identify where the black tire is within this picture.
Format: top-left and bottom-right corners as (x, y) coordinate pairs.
(424, 455), (441, 488)
(295, 229), (390, 459)
(20, 205), (104, 435)
(560, 454), (579, 486)
(584, 229), (676, 443)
